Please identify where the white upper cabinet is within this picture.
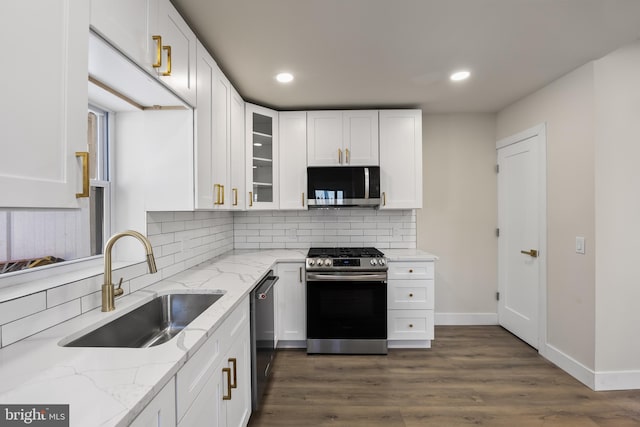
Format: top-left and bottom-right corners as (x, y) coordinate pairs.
(90, 0), (158, 73)
(246, 104), (279, 210)
(379, 110), (423, 209)
(156, 0), (197, 106)
(307, 110), (378, 166)
(194, 40), (245, 211)
(230, 88), (246, 210)
(0, 0), (89, 208)
(195, 42), (218, 209)
(279, 112), (307, 210)
(90, 0), (196, 107)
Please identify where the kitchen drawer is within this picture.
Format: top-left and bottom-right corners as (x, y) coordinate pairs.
(176, 297), (249, 423)
(387, 261), (434, 280)
(388, 280), (434, 310)
(387, 309), (434, 340)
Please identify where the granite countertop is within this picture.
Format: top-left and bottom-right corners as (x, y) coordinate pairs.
(0, 248), (436, 426)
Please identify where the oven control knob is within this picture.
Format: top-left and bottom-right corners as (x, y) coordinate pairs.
(379, 258), (386, 266)
(324, 259), (332, 267)
(320, 259), (327, 266)
(370, 259), (377, 266)
(308, 259), (315, 266)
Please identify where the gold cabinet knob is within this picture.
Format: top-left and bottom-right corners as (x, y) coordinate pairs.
(409, 324), (414, 328)
(409, 293), (414, 298)
(409, 269), (413, 273)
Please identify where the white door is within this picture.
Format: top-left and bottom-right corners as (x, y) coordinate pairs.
(497, 125), (546, 349)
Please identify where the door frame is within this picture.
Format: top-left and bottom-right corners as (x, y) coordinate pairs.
(496, 123), (548, 353)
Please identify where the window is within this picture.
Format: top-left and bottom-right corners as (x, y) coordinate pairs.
(0, 106), (112, 275)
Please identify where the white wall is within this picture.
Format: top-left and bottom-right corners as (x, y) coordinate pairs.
(593, 41), (640, 375)
(417, 114), (498, 325)
(496, 63), (597, 370)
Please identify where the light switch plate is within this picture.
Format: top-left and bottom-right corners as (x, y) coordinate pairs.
(576, 236), (585, 254)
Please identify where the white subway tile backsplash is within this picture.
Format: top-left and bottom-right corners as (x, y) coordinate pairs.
(1, 208), (412, 348)
(233, 209), (416, 249)
(2, 300), (80, 346)
(0, 292), (46, 325)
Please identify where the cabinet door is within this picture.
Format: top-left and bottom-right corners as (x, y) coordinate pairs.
(343, 110), (379, 165)
(0, 0), (88, 208)
(131, 377), (176, 427)
(195, 42), (216, 209)
(276, 263), (306, 344)
(224, 324), (252, 427)
(157, 0), (197, 106)
(379, 110), (423, 209)
(212, 66), (232, 209)
(307, 111), (342, 166)
(90, 0), (158, 73)
(178, 365), (225, 427)
(230, 88), (246, 210)
(279, 112), (308, 210)
(246, 104), (279, 210)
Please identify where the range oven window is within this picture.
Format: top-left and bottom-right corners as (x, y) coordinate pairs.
(307, 281), (387, 340)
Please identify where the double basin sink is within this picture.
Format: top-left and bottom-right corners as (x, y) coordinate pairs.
(63, 292), (225, 348)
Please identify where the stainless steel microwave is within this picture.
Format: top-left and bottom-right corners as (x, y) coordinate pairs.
(307, 166), (381, 207)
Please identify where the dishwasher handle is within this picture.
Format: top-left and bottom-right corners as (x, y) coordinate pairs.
(255, 275), (279, 300)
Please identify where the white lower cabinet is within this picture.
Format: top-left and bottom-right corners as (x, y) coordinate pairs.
(387, 261), (435, 348)
(130, 377), (176, 427)
(177, 297), (251, 427)
(275, 262), (306, 348)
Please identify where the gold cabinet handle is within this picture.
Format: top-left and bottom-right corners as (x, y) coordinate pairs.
(75, 152), (89, 198)
(221, 185), (225, 205)
(229, 358), (237, 389)
(382, 192), (386, 206)
(249, 192), (253, 207)
(302, 192), (305, 207)
(152, 35), (162, 68)
(222, 367), (232, 400)
(345, 148), (350, 164)
(162, 45), (172, 76)
(520, 249), (539, 258)
(233, 188), (238, 206)
(338, 148), (342, 164)
(214, 184), (221, 205)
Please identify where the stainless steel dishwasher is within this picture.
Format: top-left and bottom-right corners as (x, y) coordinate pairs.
(250, 270), (278, 410)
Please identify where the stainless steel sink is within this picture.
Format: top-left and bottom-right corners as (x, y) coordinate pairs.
(64, 293), (225, 348)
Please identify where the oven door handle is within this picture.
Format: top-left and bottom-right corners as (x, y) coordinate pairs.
(306, 273), (387, 282)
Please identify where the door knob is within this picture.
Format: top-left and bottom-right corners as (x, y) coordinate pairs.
(520, 249), (538, 258)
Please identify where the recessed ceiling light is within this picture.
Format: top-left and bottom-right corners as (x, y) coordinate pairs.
(276, 72), (294, 83)
(450, 70), (471, 81)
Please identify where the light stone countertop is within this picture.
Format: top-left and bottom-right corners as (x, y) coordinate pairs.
(0, 248), (436, 426)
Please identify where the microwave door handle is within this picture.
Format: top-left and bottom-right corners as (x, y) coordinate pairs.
(364, 167), (370, 199)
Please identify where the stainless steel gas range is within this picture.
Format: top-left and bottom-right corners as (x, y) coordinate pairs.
(305, 247), (388, 355)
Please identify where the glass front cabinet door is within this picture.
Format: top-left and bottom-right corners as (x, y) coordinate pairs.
(245, 104), (279, 209)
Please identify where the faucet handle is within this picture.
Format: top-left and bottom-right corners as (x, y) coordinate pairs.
(114, 277), (124, 297)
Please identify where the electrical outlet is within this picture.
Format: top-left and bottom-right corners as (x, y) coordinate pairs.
(576, 236), (585, 254)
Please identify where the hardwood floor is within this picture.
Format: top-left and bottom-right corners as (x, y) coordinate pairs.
(248, 326), (640, 427)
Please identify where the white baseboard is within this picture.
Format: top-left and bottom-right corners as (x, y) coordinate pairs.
(543, 343), (595, 389)
(594, 370), (640, 391)
(435, 312), (498, 325)
(388, 340), (431, 349)
(544, 342), (640, 390)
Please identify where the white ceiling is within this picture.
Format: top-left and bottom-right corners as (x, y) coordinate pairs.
(171, 0), (640, 113)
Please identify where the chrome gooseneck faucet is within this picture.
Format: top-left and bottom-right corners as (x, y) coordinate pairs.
(102, 230), (158, 312)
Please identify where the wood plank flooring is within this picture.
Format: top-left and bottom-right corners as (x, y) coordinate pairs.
(248, 326), (640, 427)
